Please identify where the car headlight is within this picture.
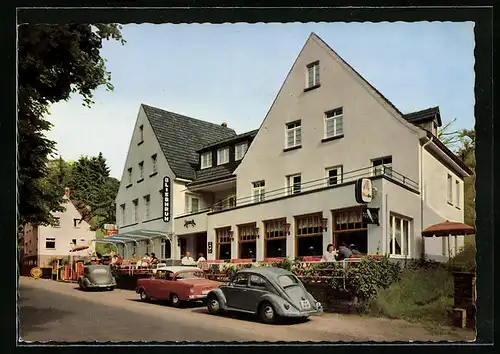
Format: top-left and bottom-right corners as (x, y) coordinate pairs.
(316, 301), (322, 309)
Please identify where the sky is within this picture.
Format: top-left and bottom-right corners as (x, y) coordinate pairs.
(44, 22), (475, 179)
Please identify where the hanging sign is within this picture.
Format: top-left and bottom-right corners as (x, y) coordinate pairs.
(207, 242), (213, 254)
(355, 178), (373, 203)
(30, 267), (42, 279)
(362, 208), (380, 225)
(163, 176), (171, 222)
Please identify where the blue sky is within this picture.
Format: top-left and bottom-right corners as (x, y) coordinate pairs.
(45, 22), (475, 179)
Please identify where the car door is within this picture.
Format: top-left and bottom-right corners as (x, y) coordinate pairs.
(157, 270), (174, 299)
(147, 270), (164, 298)
(242, 274), (273, 312)
(223, 273), (250, 310)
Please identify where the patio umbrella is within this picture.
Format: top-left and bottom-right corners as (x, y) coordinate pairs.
(422, 220), (475, 259)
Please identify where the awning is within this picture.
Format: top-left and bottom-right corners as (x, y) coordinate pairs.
(70, 245), (89, 252)
(90, 229), (173, 245)
(422, 220), (475, 237)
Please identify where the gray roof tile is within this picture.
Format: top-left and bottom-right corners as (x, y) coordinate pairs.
(403, 106), (442, 127)
(142, 104), (236, 180)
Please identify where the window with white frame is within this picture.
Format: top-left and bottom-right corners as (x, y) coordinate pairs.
(200, 152), (212, 169)
(45, 238), (56, 249)
(53, 216), (60, 228)
(326, 166), (343, 186)
(143, 195), (150, 220)
(127, 168), (132, 184)
(138, 161), (144, 179)
(324, 108), (344, 138)
(306, 61), (320, 88)
(185, 194), (200, 213)
(373, 156), (392, 176)
(287, 174), (302, 195)
(447, 174), (453, 204)
(455, 180), (461, 208)
(235, 142), (249, 161)
(252, 180), (265, 203)
(132, 199), (138, 223)
(285, 121), (302, 148)
(120, 204), (126, 225)
(151, 154), (157, 174)
(217, 147), (229, 165)
(388, 214), (411, 257)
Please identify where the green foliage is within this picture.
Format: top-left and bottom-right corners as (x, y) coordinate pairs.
(448, 242), (476, 273)
(17, 24), (124, 228)
(368, 267), (454, 325)
(95, 229), (116, 256)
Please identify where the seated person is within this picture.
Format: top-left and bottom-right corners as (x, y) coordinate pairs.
(197, 253), (206, 264)
(336, 242), (353, 261)
(181, 251), (196, 266)
(350, 244), (361, 255)
(321, 244), (337, 262)
(150, 253), (159, 264)
(116, 254), (123, 266)
(130, 253), (139, 264)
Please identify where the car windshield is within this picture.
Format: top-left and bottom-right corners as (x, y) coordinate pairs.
(278, 275), (300, 288)
(176, 271), (204, 280)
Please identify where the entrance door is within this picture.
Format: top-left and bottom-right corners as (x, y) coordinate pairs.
(179, 238), (187, 257)
(195, 233), (207, 258)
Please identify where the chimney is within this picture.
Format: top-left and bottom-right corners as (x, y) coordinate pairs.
(64, 187), (71, 199)
(221, 122), (227, 127)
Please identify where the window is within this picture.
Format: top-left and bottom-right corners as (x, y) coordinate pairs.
(306, 61), (320, 88)
(217, 147), (229, 165)
(138, 161), (144, 180)
(132, 199), (138, 223)
(53, 217), (60, 228)
(120, 204), (126, 225)
(447, 174), (453, 204)
(73, 218), (81, 227)
(264, 218), (287, 258)
(455, 180), (461, 208)
(45, 238), (56, 249)
(295, 213), (323, 257)
(151, 154), (157, 174)
(285, 121), (302, 148)
(235, 142), (249, 161)
(278, 275), (300, 288)
(249, 275), (268, 289)
(238, 223), (258, 260)
(200, 152), (212, 169)
(127, 168), (132, 184)
(72, 239), (77, 245)
(287, 174), (301, 195)
(143, 195), (150, 220)
(186, 195), (200, 213)
(232, 273), (249, 287)
(139, 125), (144, 143)
(326, 166), (343, 186)
(324, 108), (344, 138)
(373, 156), (392, 176)
(388, 214), (411, 257)
(216, 227), (232, 260)
(252, 180), (265, 203)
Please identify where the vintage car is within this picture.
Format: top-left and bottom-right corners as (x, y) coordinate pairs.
(206, 267), (323, 323)
(151, 262), (168, 274)
(78, 264), (116, 291)
(136, 266), (222, 307)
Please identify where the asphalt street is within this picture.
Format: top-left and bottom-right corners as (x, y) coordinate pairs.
(18, 278), (474, 343)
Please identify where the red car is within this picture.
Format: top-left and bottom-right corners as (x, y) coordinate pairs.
(136, 266), (222, 307)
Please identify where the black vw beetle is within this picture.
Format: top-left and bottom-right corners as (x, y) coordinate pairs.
(206, 267), (322, 323)
(78, 264), (116, 291)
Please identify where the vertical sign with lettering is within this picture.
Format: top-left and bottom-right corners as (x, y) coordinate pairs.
(163, 176), (171, 222)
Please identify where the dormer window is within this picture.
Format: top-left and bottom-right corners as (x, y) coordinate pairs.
(235, 142), (248, 161)
(201, 152), (212, 169)
(217, 147), (229, 165)
(138, 125), (144, 144)
(305, 61), (320, 90)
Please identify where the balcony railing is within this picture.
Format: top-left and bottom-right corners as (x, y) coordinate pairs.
(175, 165), (418, 218)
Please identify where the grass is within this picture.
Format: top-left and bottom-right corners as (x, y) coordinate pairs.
(368, 266), (455, 327)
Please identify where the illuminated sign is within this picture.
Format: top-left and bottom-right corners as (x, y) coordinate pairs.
(355, 178), (373, 203)
(163, 176), (171, 222)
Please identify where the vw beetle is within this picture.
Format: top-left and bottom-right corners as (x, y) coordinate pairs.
(78, 264), (116, 291)
(206, 267), (322, 323)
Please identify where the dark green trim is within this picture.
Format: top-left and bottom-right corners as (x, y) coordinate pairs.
(120, 222), (139, 228)
(149, 172), (158, 178)
(283, 145), (302, 153)
(142, 216), (163, 223)
(137, 178), (144, 183)
(303, 83), (321, 92)
(321, 134), (344, 143)
(126, 183), (132, 189)
(138, 141), (144, 146)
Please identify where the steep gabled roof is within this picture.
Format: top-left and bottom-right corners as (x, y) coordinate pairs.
(403, 106), (442, 127)
(142, 104), (236, 180)
(197, 129), (259, 152)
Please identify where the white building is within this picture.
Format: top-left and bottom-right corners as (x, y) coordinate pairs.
(20, 188), (95, 269)
(106, 33), (472, 263)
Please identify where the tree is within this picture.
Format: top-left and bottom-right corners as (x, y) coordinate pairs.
(438, 117), (462, 148)
(18, 24), (125, 228)
(456, 129), (476, 229)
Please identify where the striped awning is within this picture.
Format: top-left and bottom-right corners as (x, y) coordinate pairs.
(90, 229), (172, 245)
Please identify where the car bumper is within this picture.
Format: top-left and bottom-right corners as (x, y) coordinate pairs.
(187, 294), (208, 300)
(281, 308), (323, 317)
(86, 283), (115, 288)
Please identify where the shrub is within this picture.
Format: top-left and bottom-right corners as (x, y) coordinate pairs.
(448, 242), (476, 272)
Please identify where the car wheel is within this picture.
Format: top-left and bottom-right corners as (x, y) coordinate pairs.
(170, 293), (181, 308)
(259, 302), (277, 324)
(139, 289), (149, 302)
(108, 286), (115, 291)
(207, 294), (221, 315)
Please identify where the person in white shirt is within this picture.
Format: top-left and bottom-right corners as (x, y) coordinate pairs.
(321, 244), (337, 262)
(181, 251), (196, 266)
(197, 253), (206, 264)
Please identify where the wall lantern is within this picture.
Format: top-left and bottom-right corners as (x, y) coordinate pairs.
(284, 223), (291, 235)
(321, 218), (328, 232)
(228, 230), (234, 241)
(254, 227), (260, 238)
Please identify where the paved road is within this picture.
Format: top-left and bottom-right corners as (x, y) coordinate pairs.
(18, 278), (474, 343)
